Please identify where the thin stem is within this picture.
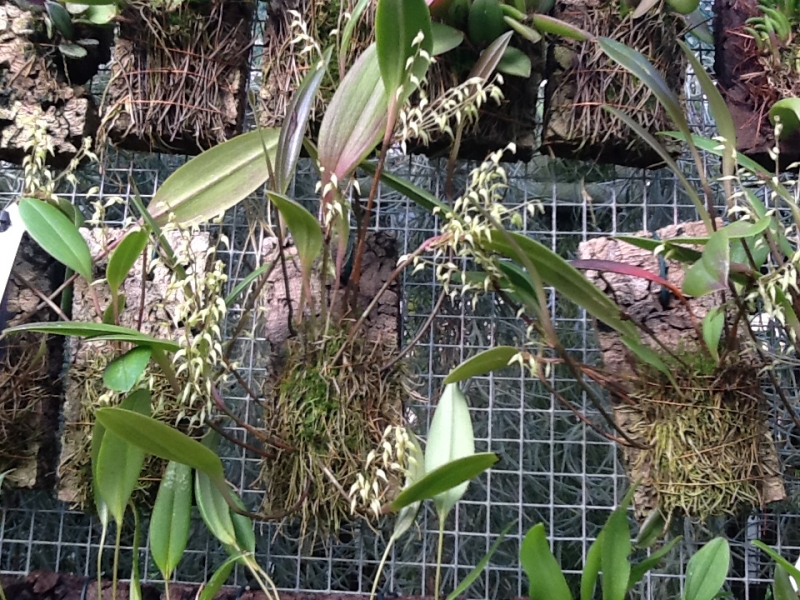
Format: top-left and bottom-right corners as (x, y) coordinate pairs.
(434, 518), (445, 600)
(382, 288), (447, 372)
(151, 348), (181, 395)
(370, 538), (396, 600)
(97, 516), (108, 600)
(112, 523), (122, 600)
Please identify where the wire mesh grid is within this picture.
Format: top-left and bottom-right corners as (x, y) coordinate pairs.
(2, 3), (800, 599)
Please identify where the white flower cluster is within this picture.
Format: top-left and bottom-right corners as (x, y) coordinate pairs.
(348, 424), (415, 518)
(287, 9), (324, 62)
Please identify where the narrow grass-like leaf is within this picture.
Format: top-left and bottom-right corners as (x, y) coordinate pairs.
(601, 508), (632, 600)
(425, 384), (476, 518)
(130, 504), (142, 600)
(266, 192), (323, 279)
(628, 536), (682, 591)
(390, 453), (498, 511)
(103, 346), (151, 393)
(18, 197), (93, 281)
(660, 132), (770, 177)
(360, 162), (449, 213)
(443, 346), (519, 384)
(445, 522), (514, 600)
(107, 229), (148, 296)
(339, 0), (371, 71)
(275, 48), (331, 194)
(504, 16), (542, 43)
(532, 14), (591, 40)
(702, 308), (725, 363)
(95, 390), (151, 524)
(581, 537), (601, 600)
(224, 260), (276, 306)
(614, 234), (702, 264)
(198, 556), (239, 600)
(376, 0), (433, 104)
(195, 470), (236, 547)
(3, 321), (181, 352)
(432, 21), (464, 55)
(521, 524), (572, 600)
(773, 564), (797, 600)
(149, 129), (280, 227)
(94, 408), (225, 481)
(751, 541), (800, 586)
(150, 461), (192, 581)
(684, 538), (730, 600)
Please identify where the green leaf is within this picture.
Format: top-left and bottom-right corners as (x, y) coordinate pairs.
(95, 390), (151, 524)
(339, 0), (371, 68)
(94, 408), (225, 481)
(224, 260), (276, 306)
(468, 0), (507, 47)
(773, 564), (797, 600)
(470, 31), (513, 79)
(581, 537), (601, 600)
(2, 321), (180, 352)
(130, 504), (143, 600)
(702, 308), (725, 363)
(18, 197), (93, 281)
(107, 229), (148, 296)
(431, 22), (464, 55)
(628, 536), (682, 591)
(660, 131), (770, 178)
(195, 470), (237, 547)
(520, 524), (572, 600)
(274, 48), (331, 194)
(769, 97), (800, 140)
(376, 0), (433, 103)
(149, 461), (192, 581)
(227, 490), (255, 555)
(601, 508), (632, 600)
(148, 128), (280, 227)
(635, 510), (667, 549)
(46, 1), (74, 38)
(198, 556), (238, 600)
(532, 13), (591, 40)
(103, 346), (151, 393)
(751, 541), (800, 586)
(265, 192), (323, 280)
(58, 42), (87, 58)
(360, 162), (449, 213)
(683, 229), (730, 297)
(390, 430), (425, 540)
(504, 16), (542, 44)
(318, 44), (387, 182)
(90, 415), (108, 525)
(683, 538), (730, 600)
(85, 3), (117, 24)
(485, 232), (638, 339)
(497, 46), (531, 78)
(445, 522), (514, 600)
(443, 346), (519, 384)
(424, 384), (476, 518)
(102, 294), (126, 325)
(685, 9), (713, 45)
(390, 452), (498, 511)
(613, 235), (702, 264)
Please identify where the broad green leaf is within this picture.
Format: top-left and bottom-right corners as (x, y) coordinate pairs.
(532, 14), (591, 40)
(195, 470), (236, 547)
(485, 232), (638, 339)
(107, 229), (148, 296)
(58, 42), (87, 59)
(390, 453), (498, 511)
(228, 490), (255, 555)
(751, 541), (800, 586)
(275, 48), (331, 194)
(773, 564), (797, 600)
(62, 0), (117, 5)
(497, 46), (531, 78)
(376, 0), (433, 103)
(95, 390), (151, 524)
(425, 384), (476, 518)
(90, 416), (108, 524)
(198, 556), (239, 600)
(266, 192), (323, 279)
(770, 97), (800, 140)
(601, 508), (632, 600)
(702, 308), (725, 363)
(581, 537), (601, 600)
(443, 346), (519, 384)
(103, 346), (151, 392)
(85, 3), (116, 24)
(683, 229), (730, 297)
(149, 461), (192, 581)
(46, 1), (73, 38)
(18, 197), (93, 281)
(468, 0), (507, 47)
(149, 129), (280, 227)
(431, 21), (464, 55)
(635, 510), (667, 549)
(94, 408), (225, 481)
(360, 162), (449, 213)
(470, 31), (512, 79)
(628, 536), (682, 591)
(445, 522), (514, 600)
(683, 538), (730, 600)
(521, 524), (572, 600)
(2, 321), (180, 352)
(318, 44), (387, 182)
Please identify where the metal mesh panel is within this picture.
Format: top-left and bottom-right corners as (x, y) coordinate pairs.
(1, 4), (799, 600)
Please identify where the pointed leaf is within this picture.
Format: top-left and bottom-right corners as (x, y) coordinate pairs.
(770, 97), (800, 140)
(470, 31), (512, 79)
(702, 308), (724, 363)
(376, 0), (433, 103)
(266, 192), (323, 278)
(149, 461), (192, 581)
(685, 9), (713, 44)
(683, 229), (730, 297)
(443, 346), (519, 384)
(95, 390), (151, 524)
(46, 1), (74, 38)
(275, 48), (331, 194)
(684, 538), (730, 600)
(339, 0), (371, 69)
(497, 46), (531, 78)
(318, 44), (388, 182)
(521, 524), (573, 600)
(425, 384), (476, 518)
(2, 321), (180, 352)
(360, 162), (449, 213)
(94, 408), (225, 481)
(628, 536), (682, 591)
(431, 21), (464, 55)
(504, 16), (542, 44)
(198, 556), (238, 600)
(445, 522), (514, 600)
(390, 453), (498, 511)
(601, 507), (632, 600)
(635, 510), (668, 549)
(149, 129), (280, 227)
(107, 229), (148, 296)
(195, 470), (236, 547)
(103, 346), (151, 392)
(18, 197), (93, 281)
(390, 430), (425, 540)
(773, 564), (797, 600)
(751, 541), (800, 586)
(532, 14), (591, 40)
(580, 537), (601, 600)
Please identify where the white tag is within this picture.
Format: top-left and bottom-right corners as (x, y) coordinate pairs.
(0, 203), (26, 307)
